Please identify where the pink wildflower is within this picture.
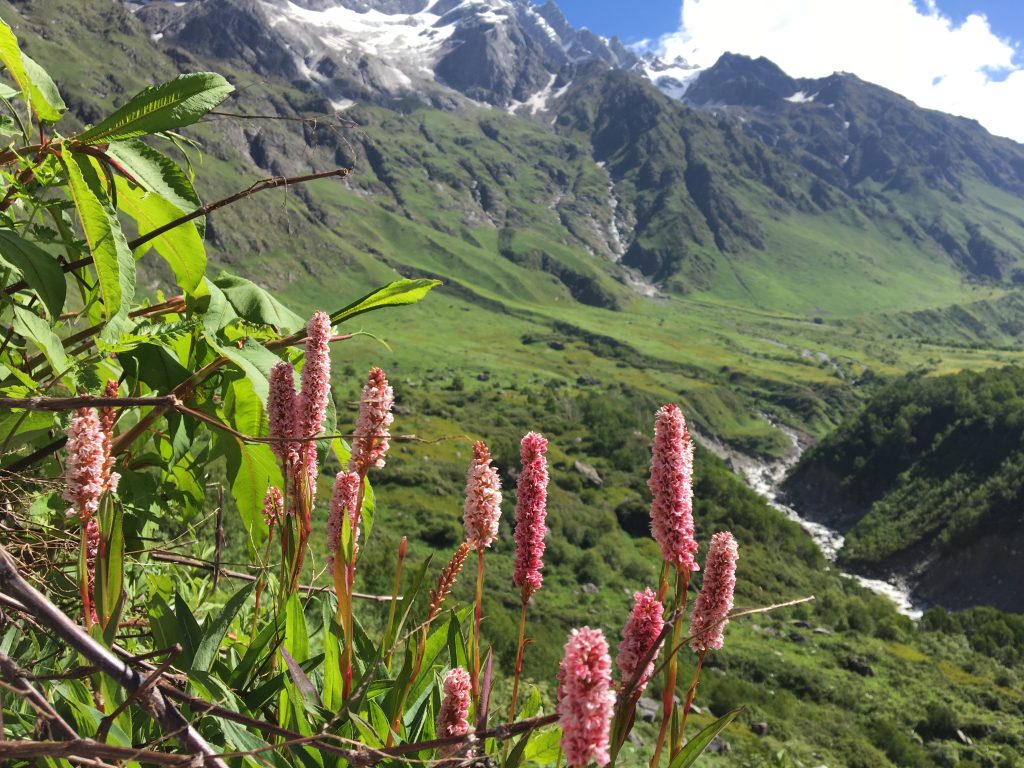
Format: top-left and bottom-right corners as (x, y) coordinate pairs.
(557, 627), (616, 768)
(463, 441), (502, 551)
(689, 532), (739, 652)
(513, 431), (549, 598)
(349, 367), (394, 474)
(617, 587), (664, 693)
(648, 404), (699, 572)
(436, 666), (472, 754)
(63, 409), (106, 521)
(298, 311), (331, 442)
(268, 362), (299, 467)
(262, 486), (284, 527)
(327, 471), (361, 571)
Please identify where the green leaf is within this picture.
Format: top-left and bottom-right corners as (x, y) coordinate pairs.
(0, 19), (64, 122)
(94, 493), (125, 645)
(193, 581), (256, 673)
(523, 727), (561, 765)
(0, 230), (66, 318)
(214, 337), (281, 405)
(321, 599), (344, 711)
(332, 278), (441, 325)
(220, 434), (281, 556)
(193, 277), (237, 333)
(62, 152), (135, 327)
(213, 273), (305, 332)
(105, 138), (204, 236)
(115, 176), (205, 292)
(118, 343), (191, 394)
(280, 647), (322, 710)
(76, 72), (233, 144)
(12, 304), (67, 373)
(174, 593), (204, 668)
(667, 708), (743, 768)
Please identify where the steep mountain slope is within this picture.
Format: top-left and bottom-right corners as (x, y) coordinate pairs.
(8, 0), (1024, 458)
(783, 365), (1024, 612)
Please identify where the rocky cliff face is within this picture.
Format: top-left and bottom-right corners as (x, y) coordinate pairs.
(131, 0), (637, 108)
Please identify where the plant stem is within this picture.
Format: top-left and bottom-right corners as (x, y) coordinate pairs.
(649, 567), (689, 768)
(508, 592), (529, 723)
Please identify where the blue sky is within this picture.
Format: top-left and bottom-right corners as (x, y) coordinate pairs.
(540, 1), (1024, 142)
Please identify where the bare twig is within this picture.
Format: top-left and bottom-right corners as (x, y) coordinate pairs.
(0, 740), (195, 765)
(147, 550), (397, 602)
(0, 545), (229, 768)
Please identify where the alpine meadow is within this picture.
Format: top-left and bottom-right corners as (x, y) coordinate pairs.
(0, 1), (1022, 767)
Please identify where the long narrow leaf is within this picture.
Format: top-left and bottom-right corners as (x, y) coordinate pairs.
(76, 72), (233, 144)
(332, 279), (441, 325)
(62, 152), (135, 327)
(0, 19), (64, 122)
(0, 230), (66, 318)
(193, 581), (256, 673)
(115, 176), (205, 292)
(667, 708), (743, 768)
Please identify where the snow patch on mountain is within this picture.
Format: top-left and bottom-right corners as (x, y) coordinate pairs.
(639, 54), (704, 101)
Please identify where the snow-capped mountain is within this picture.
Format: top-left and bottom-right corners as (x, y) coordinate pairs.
(129, 0), (645, 110)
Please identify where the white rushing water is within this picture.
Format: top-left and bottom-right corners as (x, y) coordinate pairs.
(712, 423), (925, 620)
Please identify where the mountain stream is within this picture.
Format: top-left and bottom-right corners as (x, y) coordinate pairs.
(700, 424), (925, 620)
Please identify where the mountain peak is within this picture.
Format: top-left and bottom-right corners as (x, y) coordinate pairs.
(130, 0), (635, 108)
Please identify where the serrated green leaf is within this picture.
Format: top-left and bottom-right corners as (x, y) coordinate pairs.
(105, 138), (204, 236)
(115, 176), (205, 292)
(332, 278), (441, 325)
(62, 152), (135, 327)
(0, 230), (66, 318)
(213, 273), (305, 331)
(0, 19), (64, 122)
(193, 581), (256, 673)
(12, 304), (67, 373)
(76, 72), (233, 144)
(667, 708), (743, 768)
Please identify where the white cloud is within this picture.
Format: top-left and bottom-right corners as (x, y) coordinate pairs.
(654, 0), (1024, 143)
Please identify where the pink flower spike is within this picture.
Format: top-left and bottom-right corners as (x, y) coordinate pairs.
(63, 409), (106, 522)
(262, 486), (284, 527)
(463, 441), (502, 551)
(617, 587), (665, 694)
(513, 431), (549, 599)
(99, 379), (120, 494)
(557, 627), (616, 768)
(349, 367), (394, 474)
(436, 666), (472, 755)
(327, 471), (361, 571)
(268, 361), (299, 467)
(648, 404), (700, 572)
(689, 532), (739, 652)
(299, 311), (332, 442)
